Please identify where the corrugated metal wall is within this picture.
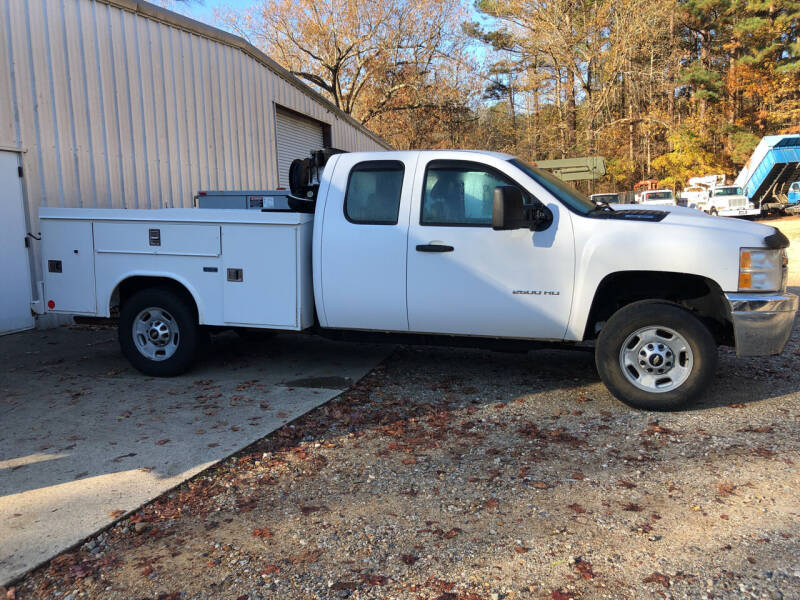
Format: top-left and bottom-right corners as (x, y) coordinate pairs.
(0, 0), (389, 224)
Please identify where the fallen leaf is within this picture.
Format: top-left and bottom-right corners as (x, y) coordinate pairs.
(443, 527), (462, 539)
(643, 572), (670, 587)
(109, 509), (125, 519)
(359, 574), (388, 586)
(155, 439), (170, 446)
(531, 480), (550, 489)
(567, 503), (586, 514)
(623, 503), (642, 512)
(716, 483), (735, 497)
(288, 548), (322, 564)
(573, 557), (595, 579)
(141, 565), (153, 576)
(260, 564), (280, 575)
(551, 590), (571, 600)
(514, 545), (529, 554)
(252, 528), (273, 538)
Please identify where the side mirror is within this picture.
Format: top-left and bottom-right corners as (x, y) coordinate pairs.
(492, 186), (552, 231)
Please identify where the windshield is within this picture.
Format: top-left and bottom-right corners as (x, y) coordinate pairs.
(592, 193), (618, 202)
(713, 187), (742, 196)
(645, 191), (673, 200)
(509, 158), (596, 215)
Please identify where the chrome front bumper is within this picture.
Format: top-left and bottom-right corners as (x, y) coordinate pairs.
(725, 292), (798, 357)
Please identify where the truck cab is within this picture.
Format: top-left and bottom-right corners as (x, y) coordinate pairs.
(590, 192), (619, 205)
(788, 181), (800, 206)
(637, 189), (676, 206)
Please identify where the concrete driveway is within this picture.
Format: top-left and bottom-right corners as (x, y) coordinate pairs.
(0, 325), (391, 585)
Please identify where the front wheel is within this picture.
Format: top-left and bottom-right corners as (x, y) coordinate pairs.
(595, 301), (717, 410)
(119, 287), (199, 376)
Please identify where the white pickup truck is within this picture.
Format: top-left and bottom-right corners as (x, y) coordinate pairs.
(37, 150), (797, 410)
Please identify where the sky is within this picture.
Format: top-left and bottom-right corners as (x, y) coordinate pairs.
(156, 0), (251, 30)
(157, 0), (492, 59)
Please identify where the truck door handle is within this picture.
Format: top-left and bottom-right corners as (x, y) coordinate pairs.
(416, 244), (454, 253)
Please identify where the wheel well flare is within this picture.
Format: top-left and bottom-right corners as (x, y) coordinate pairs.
(585, 271), (733, 346)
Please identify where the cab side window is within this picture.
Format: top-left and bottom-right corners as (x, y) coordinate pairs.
(421, 161), (524, 226)
(344, 161), (405, 225)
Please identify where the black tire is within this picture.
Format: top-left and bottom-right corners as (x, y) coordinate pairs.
(595, 301), (717, 410)
(119, 287), (199, 376)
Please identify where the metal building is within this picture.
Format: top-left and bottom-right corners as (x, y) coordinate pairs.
(0, 0), (391, 334)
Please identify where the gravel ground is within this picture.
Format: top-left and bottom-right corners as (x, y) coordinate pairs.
(3, 218), (799, 600)
(771, 216), (800, 286)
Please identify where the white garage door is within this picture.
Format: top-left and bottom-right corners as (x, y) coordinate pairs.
(0, 151), (34, 335)
(275, 108), (324, 188)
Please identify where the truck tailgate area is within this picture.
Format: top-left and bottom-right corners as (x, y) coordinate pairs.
(39, 208), (315, 330)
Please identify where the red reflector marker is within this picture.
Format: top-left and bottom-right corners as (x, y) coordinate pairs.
(47, 300), (55, 309)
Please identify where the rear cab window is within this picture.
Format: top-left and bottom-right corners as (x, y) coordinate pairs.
(344, 161), (405, 224)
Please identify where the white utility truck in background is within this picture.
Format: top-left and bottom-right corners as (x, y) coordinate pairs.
(36, 150), (796, 410)
(636, 189), (677, 206)
(701, 185), (760, 218)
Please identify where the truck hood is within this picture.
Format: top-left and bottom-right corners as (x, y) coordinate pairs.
(611, 203), (778, 241)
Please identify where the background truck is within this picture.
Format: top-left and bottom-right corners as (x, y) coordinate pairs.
(698, 185), (760, 218)
(735, 135), (800, 214)
(679, 186), (709, 209)
(37, 150), (796, 411)
(637, 189), (676, 206)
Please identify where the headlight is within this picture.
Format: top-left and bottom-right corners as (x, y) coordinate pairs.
(739, 248), (786, 291)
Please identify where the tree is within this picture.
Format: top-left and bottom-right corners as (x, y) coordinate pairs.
(221, 0), (472, 137)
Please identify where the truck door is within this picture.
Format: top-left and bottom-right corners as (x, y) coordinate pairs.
(0, 152), (34, 334)
(317, 152), (417, 331)
(406, 157), (575, 340)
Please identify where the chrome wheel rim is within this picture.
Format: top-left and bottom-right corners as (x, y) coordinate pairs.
(619, 326), (693, 393)
(132, 307), (180, 361)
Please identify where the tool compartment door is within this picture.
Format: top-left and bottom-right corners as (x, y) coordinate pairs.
(41, 219), (97, 314)
(222, 224), (300, 328)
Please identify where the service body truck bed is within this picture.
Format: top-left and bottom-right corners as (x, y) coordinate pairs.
(40, 209), (314, 331)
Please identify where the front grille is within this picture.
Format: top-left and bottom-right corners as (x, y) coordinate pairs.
(729, 197), (747, 208)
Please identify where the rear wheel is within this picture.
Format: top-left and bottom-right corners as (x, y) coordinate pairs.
(119, 287), (199, 376)
(595, 301), (717, 410)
